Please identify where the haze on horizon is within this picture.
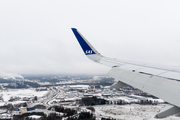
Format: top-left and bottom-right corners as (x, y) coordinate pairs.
(1, 0), (180, 77)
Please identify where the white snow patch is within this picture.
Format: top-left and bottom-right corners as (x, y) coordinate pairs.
(28, 115), (42, 119)
(0, 102), (5, 106)
(108, 96), (139, 103)
(8, 101), (27, 105)
(94, 104), (180, 120)
(1, 89), (48, 102)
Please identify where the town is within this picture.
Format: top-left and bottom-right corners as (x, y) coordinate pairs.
(0, 75), (176, 120)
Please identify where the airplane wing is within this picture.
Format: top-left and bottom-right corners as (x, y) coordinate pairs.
(71, 28), (180, 118)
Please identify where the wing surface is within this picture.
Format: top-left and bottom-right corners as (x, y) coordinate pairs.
(71, 28), (180, 118)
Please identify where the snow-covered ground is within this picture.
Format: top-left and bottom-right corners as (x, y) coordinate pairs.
(1, 89), (48, 102)
(94, 104), (180, 120)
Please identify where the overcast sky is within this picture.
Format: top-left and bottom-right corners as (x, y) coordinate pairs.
(0, 0), (180, 77)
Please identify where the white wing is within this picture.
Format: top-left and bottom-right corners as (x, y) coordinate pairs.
(71, 28), (180, 118)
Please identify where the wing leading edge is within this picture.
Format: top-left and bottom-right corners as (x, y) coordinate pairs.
(71, 28), (180, 118)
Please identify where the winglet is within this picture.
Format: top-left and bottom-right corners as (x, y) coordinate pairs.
(71, 28), (98, 55)
(71, 28), (103, 62)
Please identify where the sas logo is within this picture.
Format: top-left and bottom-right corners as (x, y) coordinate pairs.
(86, 50), (93, 54)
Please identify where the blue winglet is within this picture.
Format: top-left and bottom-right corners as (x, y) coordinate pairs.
(71, 28), (96, 55)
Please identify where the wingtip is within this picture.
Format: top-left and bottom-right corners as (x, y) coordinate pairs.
(71, 28), (77, 31)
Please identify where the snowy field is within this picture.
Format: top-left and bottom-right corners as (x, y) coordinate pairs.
(0, 89), (48, 104)
(94, 104), (180, 120)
